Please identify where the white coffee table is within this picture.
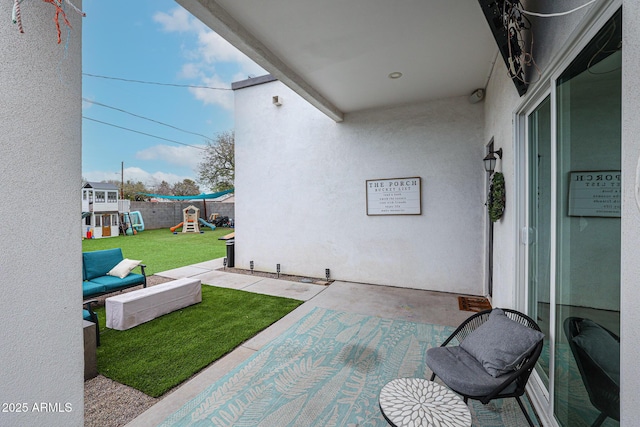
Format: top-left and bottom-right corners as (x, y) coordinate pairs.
(379, 378), (471, 427)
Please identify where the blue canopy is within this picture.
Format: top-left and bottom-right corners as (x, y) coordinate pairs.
(140, 189), (234, 200)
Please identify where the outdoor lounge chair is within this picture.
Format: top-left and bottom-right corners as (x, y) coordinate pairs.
(564, 317), (620, 427)
(426, 308), (544, 427)
(83, 300), (100, 346)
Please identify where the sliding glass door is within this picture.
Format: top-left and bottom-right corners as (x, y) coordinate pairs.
(526, 9), (621, 426)
(528, 96), (551, 390)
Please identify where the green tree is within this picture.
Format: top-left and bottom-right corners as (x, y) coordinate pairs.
(154, 180), (173, 195)
(172, 179), (200, 196)
(113, 180), (150, 201)
(198, 131), (234, 191)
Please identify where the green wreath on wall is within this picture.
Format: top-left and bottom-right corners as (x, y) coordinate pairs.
(487, 172), (506, 222)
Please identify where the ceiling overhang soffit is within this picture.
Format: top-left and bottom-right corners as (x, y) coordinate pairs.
(176, 0), (345, 122)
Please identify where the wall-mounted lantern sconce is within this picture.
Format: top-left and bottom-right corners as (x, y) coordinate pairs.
(483, 148), (503, 173)
(272, 96), (282, 106)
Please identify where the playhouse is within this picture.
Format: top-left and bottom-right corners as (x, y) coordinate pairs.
(170, 205), (202, 233)
(81, 182), (120, 238)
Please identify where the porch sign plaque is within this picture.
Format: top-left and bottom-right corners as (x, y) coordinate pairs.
(366, 177), (421, 215)
(568, 171), (621, 217)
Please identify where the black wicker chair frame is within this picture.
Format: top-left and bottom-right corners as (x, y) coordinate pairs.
(83, 299), (100, 346)
(564, 317), (619, 427)
(429, 308), (543, 427)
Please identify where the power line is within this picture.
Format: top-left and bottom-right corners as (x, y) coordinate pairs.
(83, 73), (232, 91)
(518, 0), (596, 18)
(83, 116), (207, 150)
(83, 98), (213, 142)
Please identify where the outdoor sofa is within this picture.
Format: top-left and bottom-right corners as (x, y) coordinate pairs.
(82, 248), (147, 299)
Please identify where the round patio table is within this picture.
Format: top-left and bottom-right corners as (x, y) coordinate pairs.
(379, 378), (471, 427)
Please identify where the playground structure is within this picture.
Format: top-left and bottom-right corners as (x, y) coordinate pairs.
(170, 222), (184, 233)
(170, 217), (218, 232)
(198, 217), (216, 231)
(121, 211), (145, 235)
(183, 205), (199, 233)
(171, 205), (211, 233)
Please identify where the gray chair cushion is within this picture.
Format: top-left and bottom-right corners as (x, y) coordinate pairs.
(573, 319), (620, 386)
(426, 346), (517, 397)
(459, 308), (544, 377)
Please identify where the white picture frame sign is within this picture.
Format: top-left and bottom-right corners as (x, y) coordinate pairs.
(366, 177), (422, 216)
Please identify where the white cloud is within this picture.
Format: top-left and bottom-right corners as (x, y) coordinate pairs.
(152, 7), (198, 33)
(196, 30), (252, 65)
(135, 144), (205, 170)
(189, 75), (234, 110)
(84, 167), (195, 187)
(178, 62), (201, 79)
(154, 6), (266, 111)
(83, 170), (121, 184)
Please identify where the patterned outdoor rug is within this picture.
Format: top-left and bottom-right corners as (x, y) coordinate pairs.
(160, 307), (539, 426)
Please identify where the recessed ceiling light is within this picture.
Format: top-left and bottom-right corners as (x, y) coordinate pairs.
(388, 72), (403, 79)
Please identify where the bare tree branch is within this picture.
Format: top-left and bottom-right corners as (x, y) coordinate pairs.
(198, 131), (234, 191)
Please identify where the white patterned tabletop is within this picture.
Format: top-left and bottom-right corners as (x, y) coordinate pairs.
(379, 378), (471, 427)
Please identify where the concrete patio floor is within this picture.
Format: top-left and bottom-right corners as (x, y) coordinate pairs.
(125, 258), (477, 427)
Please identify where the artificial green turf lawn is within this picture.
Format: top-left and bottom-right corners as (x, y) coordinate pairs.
(96, 285), (303, 397)
(82, 227), (232, 275)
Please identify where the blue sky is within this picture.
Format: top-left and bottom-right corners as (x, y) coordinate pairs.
(82, 1), (264, 191)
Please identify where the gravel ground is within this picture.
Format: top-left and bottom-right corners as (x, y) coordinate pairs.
(84, 275), (172, 427)
(218, 266), (332, 285)
(84, 376), (157, 427)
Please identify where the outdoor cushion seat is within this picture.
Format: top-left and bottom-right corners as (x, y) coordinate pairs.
(425, 346), (517, 396)
(426, 308), (544, 427)
(82, 282), (106, 299)
(83, 249), (125, 280)
(82, 248), (146, 298)
(90, 273), (146, 290)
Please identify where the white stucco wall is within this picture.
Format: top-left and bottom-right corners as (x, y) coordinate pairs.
(621, 0), (640, 422)
(483, 64), (521, 309)
(0, 2), (83, 426)
(235, 81), (485, 295)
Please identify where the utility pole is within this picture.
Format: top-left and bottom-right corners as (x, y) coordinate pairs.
(121, 161), (124, 199)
